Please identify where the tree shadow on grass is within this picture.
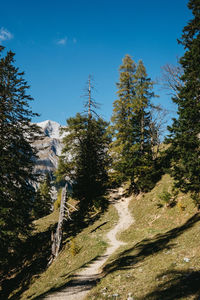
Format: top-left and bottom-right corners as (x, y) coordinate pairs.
(102, 213), (200, 275)
(0, 229), (52, 300)
(138, 269), (200, 299)
(34, 255), (102, 299)
(62, 195), (109, 239)
(0, 198), (109, 300)
(90, 221), (108, 233)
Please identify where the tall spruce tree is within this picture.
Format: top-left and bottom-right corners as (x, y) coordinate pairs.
(110, 55), (136, 185)
(0, 47), (40, 267)
(56, 80), (111, 213)
(167, 0), (200, 205)
(133, 60), (158, 191)
(110, 55), (157, 192)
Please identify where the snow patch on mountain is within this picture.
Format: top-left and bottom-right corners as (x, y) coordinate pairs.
(37, 120), (65, 140)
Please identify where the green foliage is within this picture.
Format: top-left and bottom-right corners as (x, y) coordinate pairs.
(33, 173), (52, 219)
(56, 113), (111, 213)
(167, 0), (200, 206)
(110, 55), (159, 192)
(0, 47), (41, 268)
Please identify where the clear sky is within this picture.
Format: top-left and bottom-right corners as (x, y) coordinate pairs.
(1, 0), (192, 126)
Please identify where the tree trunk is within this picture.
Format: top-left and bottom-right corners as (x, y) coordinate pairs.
(49, 183), (68, 263)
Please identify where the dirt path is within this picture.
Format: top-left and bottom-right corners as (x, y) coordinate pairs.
(43, 188), (134, 300)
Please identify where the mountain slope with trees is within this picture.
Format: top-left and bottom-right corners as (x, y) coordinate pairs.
(0, 0), (200, 299)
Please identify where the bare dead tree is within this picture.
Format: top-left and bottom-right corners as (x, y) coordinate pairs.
(82, 75), (100, 118)
(49, 181), (77, 265)
(160, 61), (184, 99)
(149, 105), (169, 159)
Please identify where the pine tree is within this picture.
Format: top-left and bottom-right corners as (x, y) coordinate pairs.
(110, 54), (137, 185)
(56, 79), (111, 213)
(0, 47), (40, 267)
(33, 173), (52, 219)
(56, 114), (111, 212)
(167, 0), (200, 205)
(110, 55), (157, 192)
(133, 60), (158, 191)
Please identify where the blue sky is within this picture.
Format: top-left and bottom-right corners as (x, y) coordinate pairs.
(1, 0), (192, 126)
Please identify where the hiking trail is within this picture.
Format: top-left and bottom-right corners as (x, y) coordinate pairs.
(43, 187), (134, 300)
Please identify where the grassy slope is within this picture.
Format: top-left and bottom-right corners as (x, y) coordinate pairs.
(87, 174), (200, 300)
(19, 203), (118, 300)
(10, 174), (200, 300)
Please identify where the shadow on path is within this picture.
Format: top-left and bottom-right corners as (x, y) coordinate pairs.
(34, 255), (103, 299)
(0, 202), (108, 300)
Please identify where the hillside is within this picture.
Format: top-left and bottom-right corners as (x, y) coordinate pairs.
(1, 2), (199, 300)
(4, 174), (200, 300)
(87, 175), (200, 299)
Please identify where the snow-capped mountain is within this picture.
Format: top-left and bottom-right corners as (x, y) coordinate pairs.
(33, 120), (67, 175)
(37, 120), (65, 141)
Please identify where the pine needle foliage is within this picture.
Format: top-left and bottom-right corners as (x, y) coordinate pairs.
(167, 0), (200, 206)
(56, 113), (111, 213)
(110, 55), (158, 192)
(0, 47), (41, 268)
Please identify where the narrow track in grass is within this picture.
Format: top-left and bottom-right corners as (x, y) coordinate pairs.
(43, 187), (134, 300)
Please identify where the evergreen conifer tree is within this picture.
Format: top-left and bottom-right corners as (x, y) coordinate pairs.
(110, 55), (136, 185)
(110, 55), (157, 192)
(0, 47), (40, 267)
(133, 60), (157, 191)
(167, 0), (200, 205)
(56, 79), (111, 213)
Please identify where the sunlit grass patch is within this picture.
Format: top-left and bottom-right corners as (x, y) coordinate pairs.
(19, 204), (118, 300)
(87, 174), (200, 300)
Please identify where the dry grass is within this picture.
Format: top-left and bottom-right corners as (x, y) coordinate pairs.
(33, 209), (59, 233)
(87, 174), (200, 300)
(18, 203), (118, 299)
(4, 174), (200, 300)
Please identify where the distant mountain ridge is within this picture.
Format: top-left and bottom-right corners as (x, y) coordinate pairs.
(33, 120), (66, 176)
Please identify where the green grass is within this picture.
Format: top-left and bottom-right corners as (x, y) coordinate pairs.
(18, 203), (118, 299)
(87, 174), (200, 300)
(3, 174), (200, 300)
(33, 209), (59, 233)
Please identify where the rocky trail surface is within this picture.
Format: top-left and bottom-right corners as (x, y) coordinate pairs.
(43, 187), (134, 300)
